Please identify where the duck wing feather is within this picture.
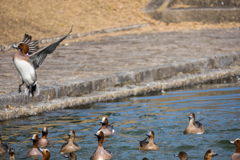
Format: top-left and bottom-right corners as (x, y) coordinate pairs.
(194, 121), (203, 128)
(29, 28), (72, 69)
(139, 137), (148, 148)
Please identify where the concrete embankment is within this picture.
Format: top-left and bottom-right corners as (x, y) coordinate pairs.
(0, 28), (240, 120)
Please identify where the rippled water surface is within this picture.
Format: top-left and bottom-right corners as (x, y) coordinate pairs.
(1, 81), (240, 160)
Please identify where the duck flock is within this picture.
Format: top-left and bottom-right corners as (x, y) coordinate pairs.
(5, 28), (240, 160)
(0, 115), (239, 160)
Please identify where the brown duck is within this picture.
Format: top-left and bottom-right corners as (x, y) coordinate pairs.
(9, 148), (15, 160)
(90, 130), (113, 160)
(174, 151), (188, 160)
(204, 149), (218, 160)
(41, 149), (51, 160)
(230, 138), (240, 160)
(26, 134), (43, 156)
(38, 127), (51, 147)
(59, 130), (80, 154)
(139, 130), (159, 151)
(99, 117), (115, 136)
(183, 112), (204, 134)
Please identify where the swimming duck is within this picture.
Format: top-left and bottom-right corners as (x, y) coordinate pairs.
(0, 134), (8, 154)
(204, 149), (218, 160)
(41, 149), (50, 160)
(38, 127), (51, 147)
(59, 130), (80, 154)
(26, 134), (43, 156)
(9, 148), (15, 160)
(174, 151), (188, 160)
(90, 130), (113, 160)
(230, 138), (240, 160)
(139, 130), (159, 151)
(183, 112), (204, 134)
(63, 152), (77, 160)
(12, 28), (72, 97)
(99, 117), (115, 136)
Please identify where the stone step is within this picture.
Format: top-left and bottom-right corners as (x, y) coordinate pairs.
(162, 7), (240, 23)
(169, 0), (240, 8)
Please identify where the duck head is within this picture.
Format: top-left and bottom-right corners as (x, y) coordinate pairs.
(13, 42), (29, 54)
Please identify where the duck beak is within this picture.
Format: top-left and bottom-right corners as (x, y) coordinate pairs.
(146, 133), (151, 137)
(213, 152), (218, 156)
(68, 132), (72, 136)
(39, 147), (43, 152)
(230, 140), (235, 144)
(174, 154), (178, 157)
(30, 136), (35, 140)
(95, 132), (99, 137)
(12, 45), (19, 49)
(63, 155), (69, 158)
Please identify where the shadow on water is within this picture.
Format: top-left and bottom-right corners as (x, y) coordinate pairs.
(1, 76), (240, 159)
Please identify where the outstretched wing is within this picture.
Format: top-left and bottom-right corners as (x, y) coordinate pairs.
(28, 28), (72, 69)
(22, 34), (39, 54)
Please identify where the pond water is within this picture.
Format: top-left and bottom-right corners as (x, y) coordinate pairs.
(1, 79), (240, 160)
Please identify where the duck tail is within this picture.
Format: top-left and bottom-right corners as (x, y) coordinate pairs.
(25, 84), (40, 97)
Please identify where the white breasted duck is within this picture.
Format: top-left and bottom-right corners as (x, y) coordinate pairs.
(12, 28), (72, 97)
(183, 112), (204, 134)
(139, 130), (159, 151)
(59, 130), (80, 154)
(90, 130), (113, 160)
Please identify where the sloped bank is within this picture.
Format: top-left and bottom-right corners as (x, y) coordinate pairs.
(0, 51), (240, 120)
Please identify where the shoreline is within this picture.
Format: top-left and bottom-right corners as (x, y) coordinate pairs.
(1, 52), (240, 120)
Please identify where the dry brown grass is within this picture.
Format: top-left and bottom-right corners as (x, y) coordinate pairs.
(1, 0), (240, 46)
(0, 0), (152, 45)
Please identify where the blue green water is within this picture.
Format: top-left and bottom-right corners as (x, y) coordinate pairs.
(0, 81), (240, 159)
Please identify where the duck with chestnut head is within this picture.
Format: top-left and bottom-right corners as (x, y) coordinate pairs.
(90, 130), (113, 160)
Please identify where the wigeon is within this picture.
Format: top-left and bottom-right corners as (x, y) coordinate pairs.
(12, 28), (72, 97)
(41, 149), (50, 160)
(26, 134), (43, 156)
(174, 151), (188, 160)
(0, 134), (8, 154)
(230, 138), (240, 160)
(204, 149), (218, 160)
(59, 130), (80, 154)
(63, 152), (77, 160)
(38, 127), (51, 147)
(99, 117), (115, 136)
(139, 130), (159, 151)
(90, 130), (113, 160)
(183, 112), (204, 134)
(9, 148), (15, 160)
